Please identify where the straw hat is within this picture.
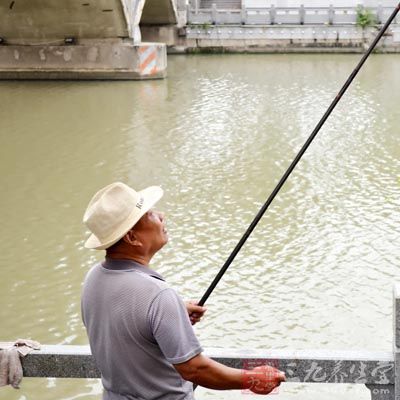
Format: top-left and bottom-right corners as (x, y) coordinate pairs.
(83, 182), (163, 250)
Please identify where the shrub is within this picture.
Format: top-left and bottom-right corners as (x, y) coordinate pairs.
(356, 6), (377, 28)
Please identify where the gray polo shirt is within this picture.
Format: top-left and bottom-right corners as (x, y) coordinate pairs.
(81, 258), (203, 400)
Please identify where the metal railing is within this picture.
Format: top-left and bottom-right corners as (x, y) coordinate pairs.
(13, 284), (400, 399)
(188, 2), (400, 25)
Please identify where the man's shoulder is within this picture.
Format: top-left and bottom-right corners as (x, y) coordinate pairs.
(82, 262), (171, 295)
(134, 269), (170, 291)
(82, 262), (101, 283)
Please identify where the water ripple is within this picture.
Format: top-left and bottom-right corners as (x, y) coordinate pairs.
(0, 55), (399, 399)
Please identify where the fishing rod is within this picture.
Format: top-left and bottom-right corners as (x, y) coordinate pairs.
(197, 3), (400, 308)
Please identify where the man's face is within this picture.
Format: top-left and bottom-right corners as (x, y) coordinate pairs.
(132, 209), (168, 253)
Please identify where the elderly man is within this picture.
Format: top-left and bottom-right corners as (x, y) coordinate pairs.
(81, 182), (285, 400)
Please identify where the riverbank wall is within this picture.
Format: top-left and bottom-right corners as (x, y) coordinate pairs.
(141, 24), (400, 54)
(140, 3), (400, 54)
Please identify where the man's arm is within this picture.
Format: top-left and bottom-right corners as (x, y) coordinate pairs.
(174, 353), (285, 394)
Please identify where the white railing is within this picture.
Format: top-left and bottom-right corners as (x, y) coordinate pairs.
(188, 3), (400, 25)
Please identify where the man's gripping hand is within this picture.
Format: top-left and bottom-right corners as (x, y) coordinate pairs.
(185, 301), (207, 325)
(243, 365), (286, 395)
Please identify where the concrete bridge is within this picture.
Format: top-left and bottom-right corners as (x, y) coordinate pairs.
(0, 0), (182, 79)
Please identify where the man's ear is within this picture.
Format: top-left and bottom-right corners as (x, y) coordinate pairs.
(122, 229), (142, 247)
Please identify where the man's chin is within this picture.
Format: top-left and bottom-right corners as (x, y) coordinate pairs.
(160, 235), (169, 247)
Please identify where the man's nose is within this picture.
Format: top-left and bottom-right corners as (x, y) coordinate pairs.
(158, 211), (165, 222)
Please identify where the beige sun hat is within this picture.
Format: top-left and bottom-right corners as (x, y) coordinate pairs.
(83, 182), (163, 250)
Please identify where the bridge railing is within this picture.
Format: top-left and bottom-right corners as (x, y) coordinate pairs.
(187, 3), (400, 25)
(14, 284), (400, 399)
(22, 345), (394, 399)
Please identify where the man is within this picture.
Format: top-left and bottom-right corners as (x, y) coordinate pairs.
(81, 182), (285, 400)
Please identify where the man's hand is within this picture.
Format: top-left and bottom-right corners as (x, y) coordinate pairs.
(243, 365), (286, 395)
(185, 301), (207, 325)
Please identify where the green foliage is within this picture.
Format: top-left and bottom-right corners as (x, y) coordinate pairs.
(356, 6), (377, 29)
(200, 23), (212, 30)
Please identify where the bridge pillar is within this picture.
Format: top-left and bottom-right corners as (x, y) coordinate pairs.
(0, 41), (166, 80)
(0, 0), (173, 80)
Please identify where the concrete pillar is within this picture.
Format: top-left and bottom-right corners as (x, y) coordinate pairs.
(0, 41), (167, 80)
(328, 4), (334, 25)
(270, 5), (276, 25)
(177, 0), (188, 26)
(377, 4), (384, 24)
(363, 284), (400, 400)
(212, 3), (218, 24)
(395, 284), (400, 400)
(366, 385), (394, 400)
(241, 2), (247, 25)
(299, 4), (305, 25)
(130, 0), (146, 43)
(177, 0), (186, 10)
(0, 0), (173, 80)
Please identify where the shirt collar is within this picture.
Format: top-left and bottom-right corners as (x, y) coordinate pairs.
(102, 258), (165, 281)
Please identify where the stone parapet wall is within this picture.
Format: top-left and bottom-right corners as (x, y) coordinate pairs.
(141, 24), (400, 53)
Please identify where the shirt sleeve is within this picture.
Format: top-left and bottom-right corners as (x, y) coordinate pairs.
(147, 288), (203, 364)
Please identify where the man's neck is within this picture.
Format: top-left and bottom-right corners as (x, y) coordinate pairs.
(105, 251), (152, 267)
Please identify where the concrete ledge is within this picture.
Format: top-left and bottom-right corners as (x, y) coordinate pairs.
(395, 285), (400, 350)
(153, 24), (400, 54)
(22, 345), (99, 379)
(0, 42), (167, 80)
(182, 42), (367, 54)
(0, 69), (166, 80)
(21, 345), (394, 385)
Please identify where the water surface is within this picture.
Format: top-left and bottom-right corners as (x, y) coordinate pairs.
(0, 54), (399, 399)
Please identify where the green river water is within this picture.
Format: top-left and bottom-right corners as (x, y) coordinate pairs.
(0, 54), (399, 399)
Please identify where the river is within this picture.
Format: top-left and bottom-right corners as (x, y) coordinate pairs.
(0, 54), (399, 399)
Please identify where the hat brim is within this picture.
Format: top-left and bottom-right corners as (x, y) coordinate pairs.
(84, 186), (164, 250)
